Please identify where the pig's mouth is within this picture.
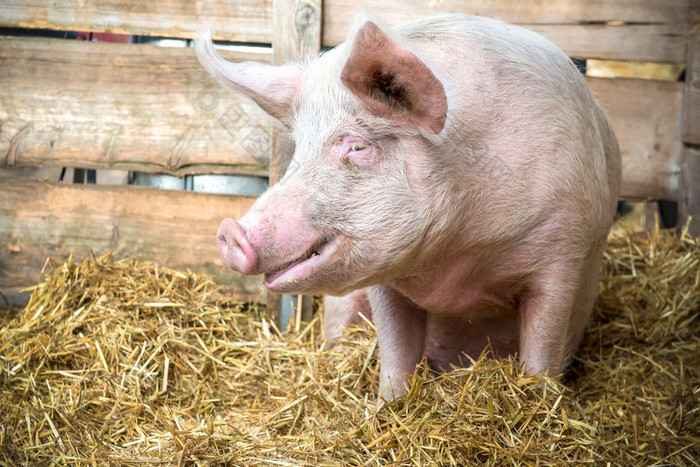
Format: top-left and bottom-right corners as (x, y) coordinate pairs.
(263, 235), (343, 292)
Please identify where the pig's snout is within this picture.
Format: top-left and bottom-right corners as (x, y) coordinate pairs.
(217, 218), (258, 275)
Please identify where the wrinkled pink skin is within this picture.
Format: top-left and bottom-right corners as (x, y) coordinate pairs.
(197, 14), (621, 402)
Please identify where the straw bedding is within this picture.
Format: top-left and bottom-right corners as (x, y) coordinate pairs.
(0, 225), (698, 465)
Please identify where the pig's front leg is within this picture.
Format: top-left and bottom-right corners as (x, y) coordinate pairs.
(519, 289), (570, 379)
(519, 251), (600, 378)
(323, 289), (372, 344)
(367, 285), (427, 402)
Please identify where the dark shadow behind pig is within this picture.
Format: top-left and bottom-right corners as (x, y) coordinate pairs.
(196, 14), (621, 402)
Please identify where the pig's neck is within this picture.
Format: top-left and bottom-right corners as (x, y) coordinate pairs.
(390, 250), (528, 315)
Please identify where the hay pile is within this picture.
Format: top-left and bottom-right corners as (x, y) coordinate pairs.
(1, 226), (698, 465)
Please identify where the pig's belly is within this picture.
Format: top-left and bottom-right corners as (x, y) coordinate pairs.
(422, 305), (520, 371)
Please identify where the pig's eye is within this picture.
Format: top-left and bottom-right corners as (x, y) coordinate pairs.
(339, 136), (375, 167)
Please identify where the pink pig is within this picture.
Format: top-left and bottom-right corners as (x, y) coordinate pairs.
(197, 14), (621, 401)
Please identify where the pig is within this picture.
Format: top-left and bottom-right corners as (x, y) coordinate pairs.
(196, 14), (621, 401)
(323, 290), (373, 342)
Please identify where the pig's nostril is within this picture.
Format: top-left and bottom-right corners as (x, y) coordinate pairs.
(217, 218), (258, 274)
(217, 229), (229, 258)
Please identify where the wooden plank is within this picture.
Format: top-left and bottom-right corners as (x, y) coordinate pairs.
(679, 30), (700, 235)
(323, 0), (692, 63)
(586, 77), (684, 201)
(0, 36), (273, 176)
(526, 24), (687, 64)
(272, 0), (322, 65)
(683, 30), (700, 145)
(269, 0), (321, 186)
(0, 176), (264, 301)
(678, 146), (700, 236)
(0, 0), (273, 44)
(1, 0), (691, 63)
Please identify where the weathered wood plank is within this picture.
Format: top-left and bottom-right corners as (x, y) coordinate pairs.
(0, 36), (273, 176)
(678, 146), (700, 236)
(679, 31), (700, 235)
(1, 0), (691, 63)
(323, 0), (692, 63)
(269, 0), (322, 186)
(0, 176), (264, 301)
(0, 0), (273, 44)
(272, 0), (322, 66)
(526, 24), (687, 64)
(683, 31), (700, 145)
(586, 77), (683, 201)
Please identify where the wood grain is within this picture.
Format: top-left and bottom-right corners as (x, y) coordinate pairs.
(587, 77), (683, 201)
(0, 176), (264, 300)
(683, 31), (700, 145)
(678, 146), (700, 236)
(0, 36), (273, 176)
(0, 0), (273, 44)
(323, 0), (692, 63)
(679, 31), (700, 235)
(269, 0), (322, 185)
(1, 0), (691, 63)
(272, 0), (321, 66)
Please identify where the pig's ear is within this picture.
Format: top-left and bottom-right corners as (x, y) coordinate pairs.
(195, 30), (301, 123)
(340, 22), (447, 134)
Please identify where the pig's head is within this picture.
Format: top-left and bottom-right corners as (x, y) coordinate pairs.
(196, 21), (448, 295)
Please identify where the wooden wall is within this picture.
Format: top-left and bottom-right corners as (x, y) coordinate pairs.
(1, 0), (698, 302)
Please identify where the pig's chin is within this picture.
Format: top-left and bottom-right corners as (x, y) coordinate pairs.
(263, 235), (344, 293)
